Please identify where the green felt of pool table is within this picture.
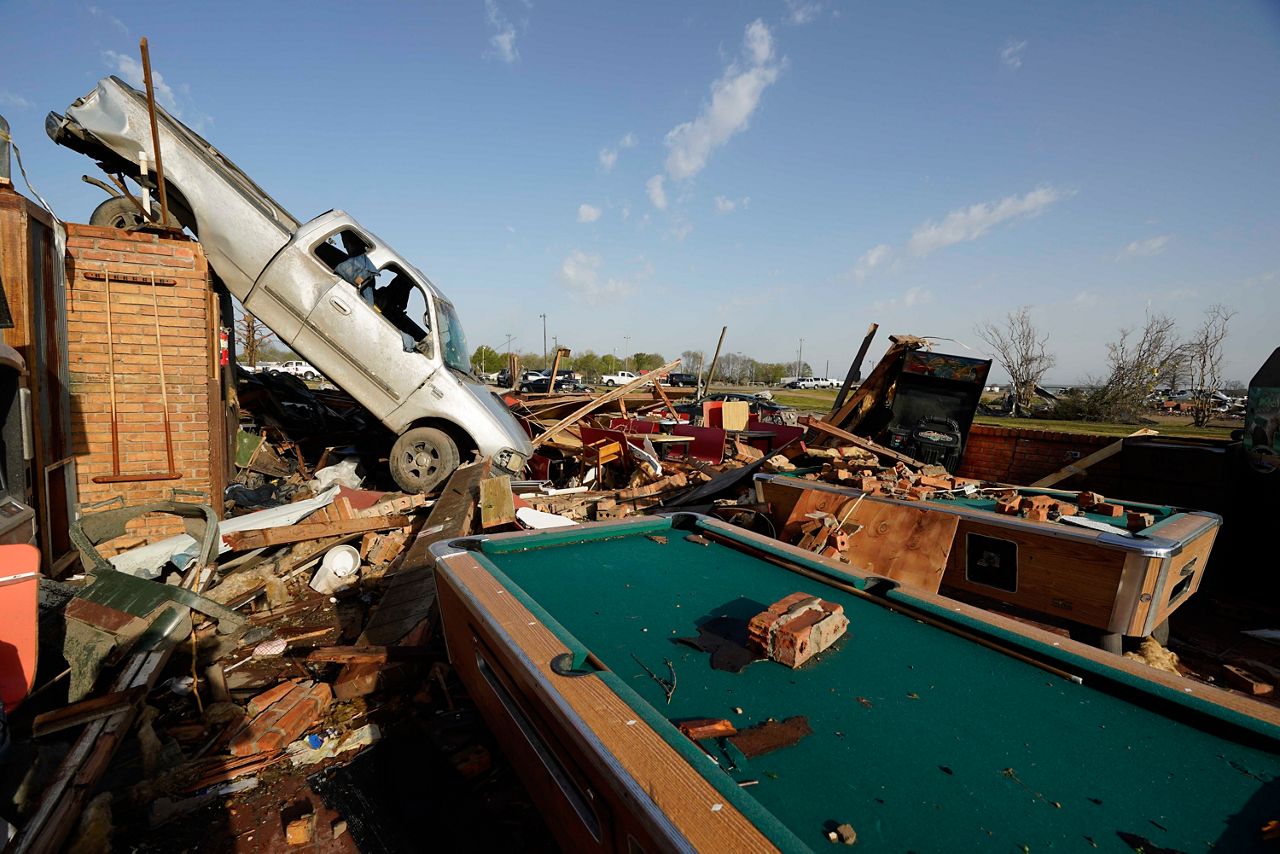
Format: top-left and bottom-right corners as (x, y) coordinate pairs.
(469, 519), (1280, 852)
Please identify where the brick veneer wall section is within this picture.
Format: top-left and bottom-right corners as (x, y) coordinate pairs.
(65, 223), (223, 543)
(957, 425), (1114, 486)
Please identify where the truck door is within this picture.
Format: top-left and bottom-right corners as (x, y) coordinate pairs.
(293, 248), (436, 417)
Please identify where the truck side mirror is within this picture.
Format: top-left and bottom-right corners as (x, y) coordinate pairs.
(413, 337), (434, 359)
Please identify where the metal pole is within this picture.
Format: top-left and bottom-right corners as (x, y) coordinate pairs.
(624, 336), (631, 372)
(540, 313), (547, 368)
(798, 338), (804, 378)
(138, 38), (170, 228)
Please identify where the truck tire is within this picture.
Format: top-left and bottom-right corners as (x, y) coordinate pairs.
(304, 371), (318, 381)
(89, 196), (180, 230)
(390, 426), (459, 494)
(605, 379), (616, 386)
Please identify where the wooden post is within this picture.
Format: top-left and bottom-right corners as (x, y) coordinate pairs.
(831, 323), (878, 416)
(547, 347), (570, 394)
(1029, 429), (1158, 488)
(704, 326), (728, 392)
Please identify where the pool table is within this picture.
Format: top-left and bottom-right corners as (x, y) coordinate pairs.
(755, 474), (1221, 648)
(431, 514), (1279, 853)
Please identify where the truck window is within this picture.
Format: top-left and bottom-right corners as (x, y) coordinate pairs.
(437, 300), (471, 375)
(315, 229), (372, 271)
(362, 263), (431, 353)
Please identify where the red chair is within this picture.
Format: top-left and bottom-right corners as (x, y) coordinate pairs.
(673, 424), (727, 464)
(701, 401), (724, 428)
(748, 416), (803, 452)
(628, 419), (660, 435)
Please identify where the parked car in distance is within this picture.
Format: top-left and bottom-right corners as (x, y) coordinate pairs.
(277, 360), (321, 381)
(601, 370), (639, 386)
(786, 377), (822, 389)
(665, 372), (698, 387)
(247, 361), (281, 374)
(520, 373), (592, 394)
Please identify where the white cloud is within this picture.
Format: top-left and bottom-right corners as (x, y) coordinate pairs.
(1117, 235), (1171, 260)
(646, 175), (668, 210)
(87, 5), (128, 34)
(484, 0), (520, 63)
(577, 203), (602, 223)
(852, 243), (893, 281)
(1001, 39), (1027, 69)
(0, 91), (32, 110)
(783, 0), (824, 25)
(668, 221), (694, 242)
(906, 186), (1070, 257)
(662, 19), (782, 182)
(599, 132), (637, 172)
(620, 202), (632, 221)
(558, 250), (634, 304)
(714, 195), (752, 214)
(103, 50), (211, 131)
(903, 287), (934, 307)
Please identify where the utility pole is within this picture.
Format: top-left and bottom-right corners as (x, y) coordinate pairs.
(797, 338), (804, 378)
(624, 336), (631, 372)
(503, 333), (515, 355)
(539, 314), (547, 368)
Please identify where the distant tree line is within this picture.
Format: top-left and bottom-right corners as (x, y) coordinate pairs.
(471, 344), (813, 386)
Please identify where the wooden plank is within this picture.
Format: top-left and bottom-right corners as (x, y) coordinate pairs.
(1029, 429), (1158, 488)
(546, 347), (569, 395)
(804, 416), (925, 467)
(821, 336), (919, 433)
(532, 358), (681, 448)
(831, 322), (879, 415)
(222, 514), (410, 550)
(479, 474), (517, 529)
(32, 686), (146, 737)
(703, 325), (728, 389)
(650, 376), (680, 419)
(305, 645), (431, 665)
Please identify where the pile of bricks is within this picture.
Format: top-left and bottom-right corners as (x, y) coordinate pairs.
(748, 592), (849, 668)
(812, 458), (981, 501)
(230, 679), (333, 756)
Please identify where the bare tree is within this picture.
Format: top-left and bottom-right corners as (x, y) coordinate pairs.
(1085, 310), (1183, 421)
(976, 307), (1056, 415)
(1185, 304), (1235, 427)
(235, 309), (276, 368)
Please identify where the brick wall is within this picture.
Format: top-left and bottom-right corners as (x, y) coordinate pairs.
(65, 224), (223, 543)
(957, 424), (1114, 485)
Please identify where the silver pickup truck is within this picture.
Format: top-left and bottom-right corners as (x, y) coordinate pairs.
(47, 76), (532, 493)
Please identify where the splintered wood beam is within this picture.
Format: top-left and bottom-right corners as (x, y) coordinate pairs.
(223, 515), (410, 551)
(704, 326), (728, 389)
(803, 416), (926, 467)
(1029, 428), (1158, 488)
(820, 337), (920, 434)
(532, 358), (681, 448)
(831, 322), (878, 415)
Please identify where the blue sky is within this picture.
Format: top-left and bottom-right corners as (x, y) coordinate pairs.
(2, 1), (1278, 383)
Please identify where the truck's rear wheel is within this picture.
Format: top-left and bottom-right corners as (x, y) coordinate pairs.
(390, 427), (459, 493)
(605, 379), (616, 386)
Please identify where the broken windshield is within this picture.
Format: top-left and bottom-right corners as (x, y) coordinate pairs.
(437, 300), (471, 375)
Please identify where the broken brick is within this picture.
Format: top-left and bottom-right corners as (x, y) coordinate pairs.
(748, 593), (848, 668)
(1126, 511), (1155, 532)
(1093, 502), (1125, 518)
(1078, 491), (1105, 509)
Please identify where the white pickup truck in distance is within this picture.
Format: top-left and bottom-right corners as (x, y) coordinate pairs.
(48, 76), (533, 493)
(600, 371), (638, 386)
(276, 360), (320, 381)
